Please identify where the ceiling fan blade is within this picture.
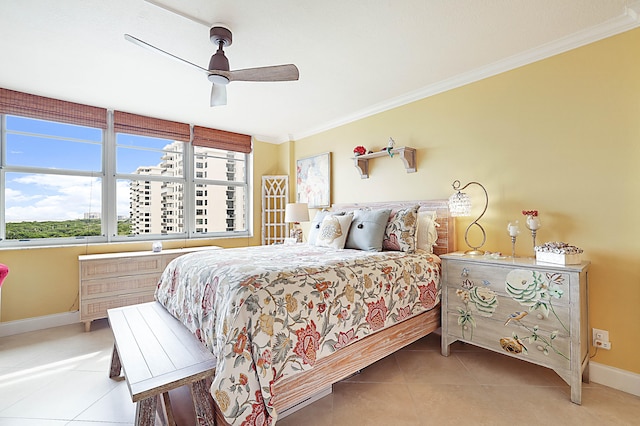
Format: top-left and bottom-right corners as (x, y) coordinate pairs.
(224, 64), (299, 82)
(210, 84), (227, 106)
(124, 34), (210, 74)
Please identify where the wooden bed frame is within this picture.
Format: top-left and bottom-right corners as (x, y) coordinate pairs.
(215, 199), (456, 424)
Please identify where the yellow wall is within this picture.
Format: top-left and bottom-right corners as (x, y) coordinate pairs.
(294, 29), (640, 374)
(0, 139), (284, 322)
(276, 140), (295, 201)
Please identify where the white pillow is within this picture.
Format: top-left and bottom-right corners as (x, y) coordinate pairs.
(416, 210), (439, 253)
(308, 210), (345, 245)
(315, 213), (353, 249)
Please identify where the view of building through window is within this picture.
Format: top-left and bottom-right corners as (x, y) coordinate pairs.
(118, 139), (247, 236)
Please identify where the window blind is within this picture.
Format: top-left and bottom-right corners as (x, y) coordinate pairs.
(0, 88), (107, 129)
(114, 111), (191, 142)
(0, 88), (250, 150)
(193, 125), (252, 154)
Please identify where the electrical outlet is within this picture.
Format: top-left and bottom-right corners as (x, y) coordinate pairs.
(593, 328), (611, 350)
(593, 328), (609, 343)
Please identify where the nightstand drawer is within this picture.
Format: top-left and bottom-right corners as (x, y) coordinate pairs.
(445, 286), (570, 333)
(444, 312), (570, 370)
(445, 260), (572, 306)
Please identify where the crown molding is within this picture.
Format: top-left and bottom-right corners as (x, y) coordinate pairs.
(290, 6), (640, 142)
(144, 0), (212, 27)
(254, 133), (285, 144)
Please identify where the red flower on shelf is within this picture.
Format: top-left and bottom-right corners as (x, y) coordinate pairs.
(522, 210), (538, 217)
(353, 145), (366, 156)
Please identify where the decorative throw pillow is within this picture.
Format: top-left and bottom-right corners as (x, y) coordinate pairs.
(315, 213), (353, 249)
(416, 210), (439, 253)
(308, 210), (345, 245)
(345, 208), (391, 251)
(382, 204), (420, 253)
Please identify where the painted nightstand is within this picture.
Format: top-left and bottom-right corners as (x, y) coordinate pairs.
(440, 253), (590, 404)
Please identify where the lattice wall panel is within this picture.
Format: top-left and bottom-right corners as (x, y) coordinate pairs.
(261, 176), (289, 245)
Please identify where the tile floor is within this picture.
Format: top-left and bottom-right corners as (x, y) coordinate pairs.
(0, 319), (639, 425)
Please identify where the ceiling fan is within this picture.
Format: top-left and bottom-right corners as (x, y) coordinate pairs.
(125, 26), (299, 106)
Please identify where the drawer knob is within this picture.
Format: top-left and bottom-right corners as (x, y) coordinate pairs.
(461, 268), (469, 277)
(537, 313), (544, 320)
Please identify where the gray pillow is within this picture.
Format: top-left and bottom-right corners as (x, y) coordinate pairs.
(345, 209), (391, 251)
(308, 211), (345, 245)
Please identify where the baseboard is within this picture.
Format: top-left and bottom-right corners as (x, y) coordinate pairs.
(590, 361), (640, 397)
(0, 311), (80, 337)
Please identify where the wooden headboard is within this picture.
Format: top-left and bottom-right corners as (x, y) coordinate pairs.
(331, 199), (456, 255)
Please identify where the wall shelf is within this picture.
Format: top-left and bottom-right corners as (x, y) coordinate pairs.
(352, 146), (416, 179)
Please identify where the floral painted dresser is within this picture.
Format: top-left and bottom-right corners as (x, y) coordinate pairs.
(440, 253), (590, 404)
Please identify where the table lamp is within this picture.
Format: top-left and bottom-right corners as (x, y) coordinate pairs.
(448, 180), (488, 255)
(284, 203), (309, 243)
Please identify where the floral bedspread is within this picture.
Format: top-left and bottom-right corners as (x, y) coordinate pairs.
(155, 244), (440, 425)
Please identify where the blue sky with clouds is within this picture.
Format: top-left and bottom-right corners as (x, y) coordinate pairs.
(4, 116), (175, 222)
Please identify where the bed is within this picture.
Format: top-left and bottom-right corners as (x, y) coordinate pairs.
(155, 199), (455, 425)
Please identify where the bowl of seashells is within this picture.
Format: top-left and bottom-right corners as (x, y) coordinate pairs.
(535, 241), (583, 265)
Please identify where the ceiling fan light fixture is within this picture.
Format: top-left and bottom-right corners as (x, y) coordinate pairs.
(208, 74), (229, 85)
(208, 50), (229, 72)
(211, 84), (227, 106)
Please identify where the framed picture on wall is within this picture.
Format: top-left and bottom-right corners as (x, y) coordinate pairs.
(296, 152), (331, 208)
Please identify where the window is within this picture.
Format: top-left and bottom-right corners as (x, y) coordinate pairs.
(115, 134), (185, 236)
(2, 115), (104, 242)
(192, 147), (247, 234)
(0, 88), (252, 246)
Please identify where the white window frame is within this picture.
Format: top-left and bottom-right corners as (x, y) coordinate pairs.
(0, 115), (106, 247)
(0, 111), (253, 247)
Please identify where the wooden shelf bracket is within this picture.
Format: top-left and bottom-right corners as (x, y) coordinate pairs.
(352, 146), (417, 179)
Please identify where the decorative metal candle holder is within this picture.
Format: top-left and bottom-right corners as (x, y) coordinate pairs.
(523, 212), (541, 253)
(507, 220), (520, 258)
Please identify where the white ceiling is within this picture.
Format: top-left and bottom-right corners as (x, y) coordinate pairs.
(1, 0), (639, 143)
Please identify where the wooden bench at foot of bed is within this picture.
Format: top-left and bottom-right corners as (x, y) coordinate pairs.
(107, 301), (217, 426)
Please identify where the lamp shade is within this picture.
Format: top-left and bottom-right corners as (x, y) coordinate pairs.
(284, 203), (309, 223)
(448, 192), (472, 217)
